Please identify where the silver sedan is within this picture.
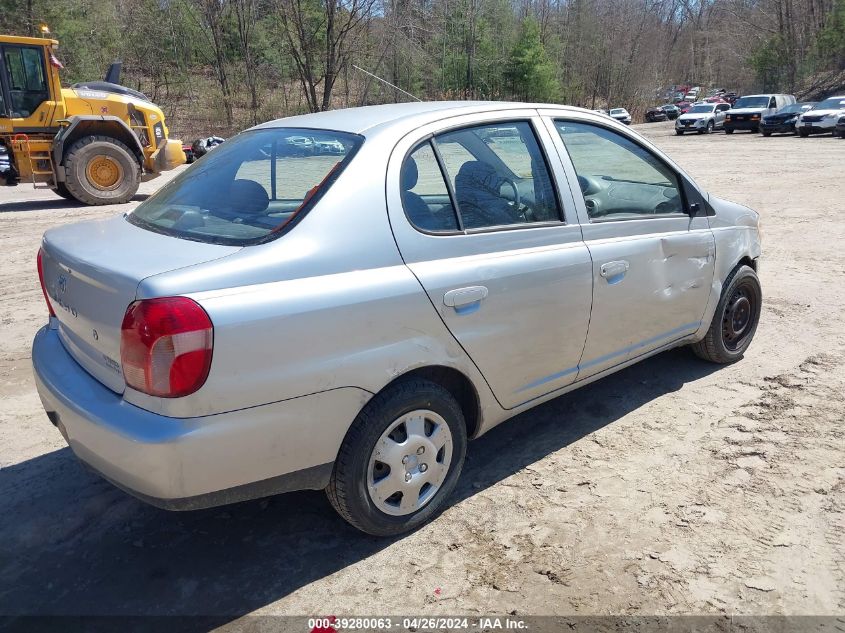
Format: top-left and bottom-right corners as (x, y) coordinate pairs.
(33, 102), (762, 535)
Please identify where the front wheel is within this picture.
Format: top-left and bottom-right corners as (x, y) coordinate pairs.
(706, 121), (714, 134)
(54, 182), (76, 201)
(327, 379), (468, 536)
(63, 135), (141, 205)
(691, 265), (761, 364)
(798, 129), (809, 137)
(676, 130), (684, 136)
(725, 128), (734, 134)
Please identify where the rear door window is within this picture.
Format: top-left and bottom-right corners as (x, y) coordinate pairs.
(128, 128), (362, 245)
(426, 121), (561, 230)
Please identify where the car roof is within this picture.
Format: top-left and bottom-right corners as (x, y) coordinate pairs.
(251, 101), (590, 137)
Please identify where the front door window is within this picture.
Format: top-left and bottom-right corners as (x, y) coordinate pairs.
(2, 46), (48, 118)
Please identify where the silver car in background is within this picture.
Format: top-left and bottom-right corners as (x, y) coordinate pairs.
(33, 102), (762, 536)
(675, 102), (732, 134)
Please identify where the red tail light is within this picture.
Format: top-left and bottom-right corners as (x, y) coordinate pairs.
(37, 248), (56, 317)
(120, 297), (213, 398)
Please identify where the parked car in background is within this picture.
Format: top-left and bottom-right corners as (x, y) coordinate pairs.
(182, 144), (195, 164)
(796, 95), (845, 136)
(724, 94), (796, 133)
(677, 101), (693, 114)
(0, 145), (9, 177)
(314, 139), (346, 155)
(609, 108), (632, 124)
(723, 92), (739, 104)
(760, 102), (816, 136)
(645, 106), (668, 122)
(661, 104), (681, 119)
(191, 136), (225, 160)
(675, 102), (732, 134)
(31, 102), (762, 536)
(835, 114), (845, 138)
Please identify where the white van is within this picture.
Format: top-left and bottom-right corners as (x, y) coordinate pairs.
(724, 94), (796, 133)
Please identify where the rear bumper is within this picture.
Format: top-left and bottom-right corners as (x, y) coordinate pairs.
(32, 326), (370, 509)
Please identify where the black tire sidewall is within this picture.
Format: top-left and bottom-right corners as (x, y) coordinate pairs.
(64, 136), (140, 205)
(711, 266), (762, 361)
(335, 382), (467, 536)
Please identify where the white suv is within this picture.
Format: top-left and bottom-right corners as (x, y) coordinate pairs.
(796, 95), (845, 136)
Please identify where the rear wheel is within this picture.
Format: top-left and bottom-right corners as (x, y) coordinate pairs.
(64, 135), (140, 205)
(327, 379), (468, 536)
(798, 129), (809, 138)
(725, 128), (734, 134)
(691, 265), (761, 364)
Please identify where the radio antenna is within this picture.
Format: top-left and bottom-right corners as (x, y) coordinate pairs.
(352, 65), (422, 102)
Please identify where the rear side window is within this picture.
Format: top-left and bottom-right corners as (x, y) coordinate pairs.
(128, 128), (362, 245)
(401, 121), (562, 233)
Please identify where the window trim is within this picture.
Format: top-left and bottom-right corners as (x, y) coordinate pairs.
(553, 118), (693, 224)
(399, 118), (567, 237)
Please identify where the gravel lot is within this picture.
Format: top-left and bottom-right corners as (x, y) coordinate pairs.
(0, 122), (843, 624)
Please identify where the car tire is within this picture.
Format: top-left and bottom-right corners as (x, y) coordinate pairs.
(63, 135), (140, 205)
(327, 378), (468, 536)
(691, 264), (761, 364)
(798, 130), (809, 137)
(676, 130), (684, 136)
(725, 129), (734, 134)
(762, 130), (772, 137)
(706, 121), (714, 133)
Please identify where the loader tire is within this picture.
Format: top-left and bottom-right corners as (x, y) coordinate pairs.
(54, 182), (76, 201)
(64, 135), (140, 205)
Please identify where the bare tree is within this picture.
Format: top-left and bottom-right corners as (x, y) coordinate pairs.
(275, 0), (380, 112)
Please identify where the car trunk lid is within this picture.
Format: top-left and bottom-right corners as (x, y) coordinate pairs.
(40, 215), (239, 393)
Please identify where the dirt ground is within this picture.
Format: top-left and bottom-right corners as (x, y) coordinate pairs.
(0, 123), (843, 625)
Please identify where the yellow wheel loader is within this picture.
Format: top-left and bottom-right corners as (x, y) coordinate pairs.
(0, 30), (185, 205)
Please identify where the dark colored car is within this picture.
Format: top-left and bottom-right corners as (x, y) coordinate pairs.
(760, 102), (816, 136)
(182, 144), (195, 164)
(835, 115), (845, 138)
(645, 106), (668, 122)
(661, 104), (680, 119)
(723, 92), (738, 105)
(191, 136), (226, 160)
(0, 145), (9, 176)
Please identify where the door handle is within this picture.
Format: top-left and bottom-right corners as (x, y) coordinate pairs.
(444, 286), (488, 309)
(600, 260), (629, 280)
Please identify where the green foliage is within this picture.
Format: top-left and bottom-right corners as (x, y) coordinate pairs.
(505, 17), (558, 101)
(812, 0), (845, 68)
(750, 35), (790, 92)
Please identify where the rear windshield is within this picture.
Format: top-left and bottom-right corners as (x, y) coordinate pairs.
(128, 128), (363, 245)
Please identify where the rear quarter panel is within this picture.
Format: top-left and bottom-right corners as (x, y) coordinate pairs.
(128, 137), (502, 429)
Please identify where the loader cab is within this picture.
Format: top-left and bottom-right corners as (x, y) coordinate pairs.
(0, 36), (63, 131)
